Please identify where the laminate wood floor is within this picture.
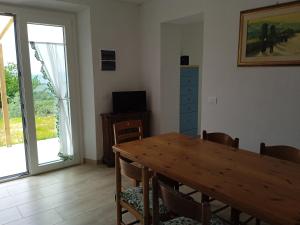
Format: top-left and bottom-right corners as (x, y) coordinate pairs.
(0, 164), (266, 225)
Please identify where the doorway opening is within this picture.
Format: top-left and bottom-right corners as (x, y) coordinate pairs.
(160, 13), (204, 136)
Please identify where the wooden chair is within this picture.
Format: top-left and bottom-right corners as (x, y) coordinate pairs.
(114, 121), (177, 225)
(251, 143), (300, 225)
(152, 173), (224, 225)
(114, 120), (148, 225)
(113, 120), (179, 189)
(113, 120), (143, 145)
(113, 120), (143, 187)
(115, 152), (174, 225)
(115, 151), (151, 225)
(202, 131), (259, 225)
(202, 130), (240, 224)
(182, 131), (239, 198)
(260, 143), (300, 164)
(202, 130), (239, 148)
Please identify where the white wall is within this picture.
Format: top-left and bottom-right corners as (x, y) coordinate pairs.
(90, 0), (142, 160)
(140, 0), (300, 152)
(77, 8), (97, 160)
(180, 23), (203, 66)
(160, 23), (181, 133)
(73, 0), (142, 160)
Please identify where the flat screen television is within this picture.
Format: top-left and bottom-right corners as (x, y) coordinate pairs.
(112, 91), (147, 113)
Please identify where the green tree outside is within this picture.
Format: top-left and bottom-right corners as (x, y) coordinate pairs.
(0, 62), (58, 146)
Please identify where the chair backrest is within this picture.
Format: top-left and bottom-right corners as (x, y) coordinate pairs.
(202, 130), (239, 148)
(119, 157), (142, 182)
(113, 120), (143, 145)
(157, 179), (210, 225)
(260, 143), (300, 164)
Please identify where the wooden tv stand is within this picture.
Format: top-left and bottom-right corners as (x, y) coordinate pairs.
(100, 111), (150, 167)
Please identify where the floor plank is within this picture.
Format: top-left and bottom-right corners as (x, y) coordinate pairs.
(0, 164), (267, 225)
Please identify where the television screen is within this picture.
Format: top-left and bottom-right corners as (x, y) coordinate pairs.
(112, 91), (147, 113)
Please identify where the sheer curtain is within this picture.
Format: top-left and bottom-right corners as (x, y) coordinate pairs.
(30, 42), (73, 159)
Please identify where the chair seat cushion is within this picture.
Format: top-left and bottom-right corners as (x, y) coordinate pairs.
(161, 217), (200, 225)
(120, 186), (167, 215)
(210, 216), (224, 225)
(161, 216), (224, 225)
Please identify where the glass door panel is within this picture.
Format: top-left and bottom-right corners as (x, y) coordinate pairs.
(0, 14), (28, 179)
(27, 24), (73, 165)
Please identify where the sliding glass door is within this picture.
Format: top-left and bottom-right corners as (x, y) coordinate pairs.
(0, 6), (81, 179)
(0, 14), (28, 180)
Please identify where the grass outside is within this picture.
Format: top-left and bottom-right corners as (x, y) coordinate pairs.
(0, 115), (57, 147)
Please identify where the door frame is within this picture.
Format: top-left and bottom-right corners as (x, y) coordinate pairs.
(0, 4), (83, 175)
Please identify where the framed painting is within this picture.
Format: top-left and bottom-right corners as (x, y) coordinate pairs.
(238, 1), (300, 66)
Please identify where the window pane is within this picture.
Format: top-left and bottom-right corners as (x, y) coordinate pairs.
(28, 23), (72, 165)
(27, 24), (64, 44)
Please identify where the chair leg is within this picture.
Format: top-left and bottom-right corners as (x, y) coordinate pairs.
(117, 202), (122, 225)
(152, 173), (159, 225)
(115, 152), (122, 225)
(142, 166), (150, 225)
(201, 193), (210, 203)
(231, 208), (241, 225)
(256, 219), (261, 225)
(133, 180), (140, 187)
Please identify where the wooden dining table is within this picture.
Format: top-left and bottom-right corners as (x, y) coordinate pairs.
(112, 132), (300, 225)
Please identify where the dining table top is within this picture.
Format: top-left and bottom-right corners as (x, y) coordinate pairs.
(113, 132), (300, 225)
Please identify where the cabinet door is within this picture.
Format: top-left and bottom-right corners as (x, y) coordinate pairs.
(180, 112), (198, 131)
(180, 67), (199, 137)
(180, 70), (198, 87)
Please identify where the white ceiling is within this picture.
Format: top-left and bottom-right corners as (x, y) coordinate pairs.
(169, 13), (204, 25)
(119, 0), (148, 4)
(0, 0), (148, 12)
(0, 0), (86, 12)
(0, 0), (149, 5)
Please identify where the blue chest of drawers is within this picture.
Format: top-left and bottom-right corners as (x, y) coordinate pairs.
(180, 66), (199, 136)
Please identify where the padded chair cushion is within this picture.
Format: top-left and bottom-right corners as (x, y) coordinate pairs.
(210, 216), (224, 225)
(161, 217), (200, 225)
(120, 186), (167, 215)
(161, 216), (224, 225)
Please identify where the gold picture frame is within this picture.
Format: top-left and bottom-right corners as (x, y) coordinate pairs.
(238, 1), (300, 66)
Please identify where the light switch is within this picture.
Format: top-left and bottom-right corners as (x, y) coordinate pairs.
(208, 97), (217, 104)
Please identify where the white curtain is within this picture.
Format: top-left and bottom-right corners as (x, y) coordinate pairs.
(31, 42), (73, 158)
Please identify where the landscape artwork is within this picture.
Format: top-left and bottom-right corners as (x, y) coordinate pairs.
(238, 1), (300, 66)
